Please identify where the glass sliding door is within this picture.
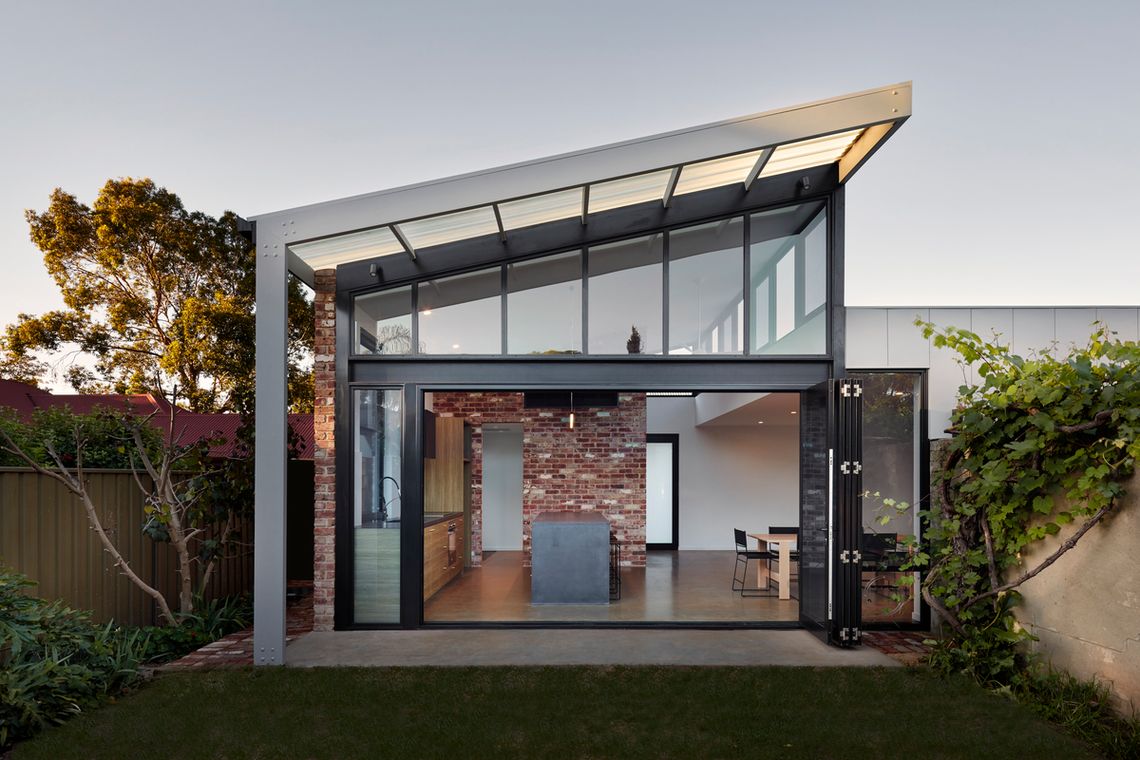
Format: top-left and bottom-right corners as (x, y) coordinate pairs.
(851, 372), (923, 624)
(353, 388), (403, 624)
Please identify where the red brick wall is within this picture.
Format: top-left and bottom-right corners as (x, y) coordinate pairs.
(431, 392), (647, 567)
(312, 269), (337, 631)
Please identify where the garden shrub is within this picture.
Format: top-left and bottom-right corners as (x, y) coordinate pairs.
(0, 569), (148, 748)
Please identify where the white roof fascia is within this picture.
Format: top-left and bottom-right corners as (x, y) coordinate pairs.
(252, 82), (910, 263)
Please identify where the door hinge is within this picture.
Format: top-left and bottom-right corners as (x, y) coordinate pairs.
(840, 382), (863, 398)
(839, 627), (862, 642)
(840, 461), (862, 475)
(839, 550), (862, 564)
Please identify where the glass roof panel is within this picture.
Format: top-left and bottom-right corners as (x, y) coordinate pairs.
(673, 150), (764, 197)
(497, 188), (583, 230)
(398, 206), (500, 250)
(588, 169), (673, 214)
(290, 227), (405, 268)
(759, 128), (864, 179)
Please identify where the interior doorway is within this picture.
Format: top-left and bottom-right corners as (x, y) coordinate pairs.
(646, 434), (678, 550)
(482, 424), (523, 551)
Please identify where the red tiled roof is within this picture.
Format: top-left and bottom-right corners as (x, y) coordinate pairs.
(0, 380), (314, 460)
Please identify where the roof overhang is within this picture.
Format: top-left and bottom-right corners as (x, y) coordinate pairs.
(252, 82), (910, 283)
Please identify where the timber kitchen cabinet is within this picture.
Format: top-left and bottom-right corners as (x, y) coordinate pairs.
(423, 416), (471, 600)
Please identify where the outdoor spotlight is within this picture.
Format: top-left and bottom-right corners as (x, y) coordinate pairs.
(800, 176), (811, 191)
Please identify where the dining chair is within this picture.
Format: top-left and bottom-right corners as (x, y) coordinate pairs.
(732, 529), (774, 597)
(767, 525), (801, 590)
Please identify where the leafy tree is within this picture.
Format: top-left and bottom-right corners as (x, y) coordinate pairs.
(0, 406), (247, 626)
(897, 322), (1140, 686)
(3, 178), (313, 413)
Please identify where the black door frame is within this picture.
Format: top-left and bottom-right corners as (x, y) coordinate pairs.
(645, 433), (679, 551)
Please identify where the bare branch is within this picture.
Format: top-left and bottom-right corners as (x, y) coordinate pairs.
(965, 500), (1115, 610)
(1057, 409), (1114, 434)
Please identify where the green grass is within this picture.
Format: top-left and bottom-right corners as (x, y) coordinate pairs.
(14, 666), (1102, 760)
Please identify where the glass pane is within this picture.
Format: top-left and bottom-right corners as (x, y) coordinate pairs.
(498, 189), (583, 230)
(674, 151), (763, 196)
(750, 204), (827, 355)
(668, 218), (744, 354)
(850, 372), (922, 624)
(418, 267), (502, 354)
(291, 227), (405, 269)
(354, 388), (403, 624)
(760, 129), (863, 179)
(588, 170), (672, 214)
(507, 252), (582, 355)
(588, 235), (663, 354)
(646, 442), (673, 544)
(353, 287), (413, 355)
(804, 220), (826, 314)
(398, 207), (499, 250)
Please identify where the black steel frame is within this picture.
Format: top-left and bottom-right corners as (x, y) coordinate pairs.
(847, 368), (932, 632)
(645, 433), (679, 551)
(332, 177), (850, 632)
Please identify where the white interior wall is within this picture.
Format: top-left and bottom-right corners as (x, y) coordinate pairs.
(482, 425), (524, 550)
(647, 397), (799, 550)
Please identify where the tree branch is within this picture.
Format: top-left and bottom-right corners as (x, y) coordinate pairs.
(965, 500), (1114, 611)
(1057, 409), (1113, 434)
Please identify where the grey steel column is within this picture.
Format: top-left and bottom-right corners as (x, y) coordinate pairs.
(253, 227), (288, 665)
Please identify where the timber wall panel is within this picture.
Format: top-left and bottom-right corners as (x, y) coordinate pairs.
(0, 468), (253, 627)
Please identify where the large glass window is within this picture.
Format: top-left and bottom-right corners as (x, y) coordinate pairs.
(668, 218), (744, 354)
(418, 267), (502, 354)
(354, 286), (412, 355)
(353, 388), (403, 624)
(851, 372), (923, 624)
(750, 203), (827, 355)
(507, 252), (582, 354)
(588, 235), (663, 355)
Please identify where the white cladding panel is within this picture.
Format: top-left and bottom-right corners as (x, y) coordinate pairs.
(847, 307), (1140, 440)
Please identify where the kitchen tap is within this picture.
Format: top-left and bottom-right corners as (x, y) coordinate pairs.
(378, 476), (401, 522)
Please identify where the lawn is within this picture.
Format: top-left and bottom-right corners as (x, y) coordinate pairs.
(14, 666), (1100, 759)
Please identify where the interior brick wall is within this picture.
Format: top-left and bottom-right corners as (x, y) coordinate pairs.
(431, 392), (647, 568)
(312, 269), (337, 631)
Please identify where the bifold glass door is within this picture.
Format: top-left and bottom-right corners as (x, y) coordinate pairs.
(799, 378), (863, 646)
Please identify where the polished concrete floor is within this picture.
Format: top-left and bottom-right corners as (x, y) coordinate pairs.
(287, 628), (898, 667)
(424, 550), (800, 623)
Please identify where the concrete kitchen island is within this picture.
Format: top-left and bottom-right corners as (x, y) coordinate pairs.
(530, 511), (611, 604)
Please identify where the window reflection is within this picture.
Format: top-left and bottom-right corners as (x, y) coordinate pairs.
(354, 389), (403, 624)
(588, 235), (663, 355)
(750, 204), (827, 355)
(418, 268), (502, 355)
(668, 219), (744, 354)
(507, 252), (582, 355)
(354, 286), (412, 355)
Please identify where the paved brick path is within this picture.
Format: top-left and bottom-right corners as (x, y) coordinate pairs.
(861, 630), (932, 665)
(163, 585), (314, 670)
(165, 589), (928, 670)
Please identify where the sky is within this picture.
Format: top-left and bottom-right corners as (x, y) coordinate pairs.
(2, 0), (1138, 351)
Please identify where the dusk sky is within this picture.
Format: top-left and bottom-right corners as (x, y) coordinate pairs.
(2, 0), (1138, 347)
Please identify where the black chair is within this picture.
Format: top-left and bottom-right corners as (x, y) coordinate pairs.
(767, 525), (800, 575)
(732, 529), (775, 597)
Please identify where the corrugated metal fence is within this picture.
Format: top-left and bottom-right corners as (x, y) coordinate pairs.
(0, 467), (254, 626)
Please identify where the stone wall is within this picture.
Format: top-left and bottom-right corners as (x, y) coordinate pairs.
(1016, 472), (1140, 713)
(311, 269), (337, 631)
(431, 392), (647, 568)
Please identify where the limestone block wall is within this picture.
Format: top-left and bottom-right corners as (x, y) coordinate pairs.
(1015, 472), (1140, 713)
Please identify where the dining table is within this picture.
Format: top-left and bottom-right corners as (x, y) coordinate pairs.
(747, 532), (798, 600)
